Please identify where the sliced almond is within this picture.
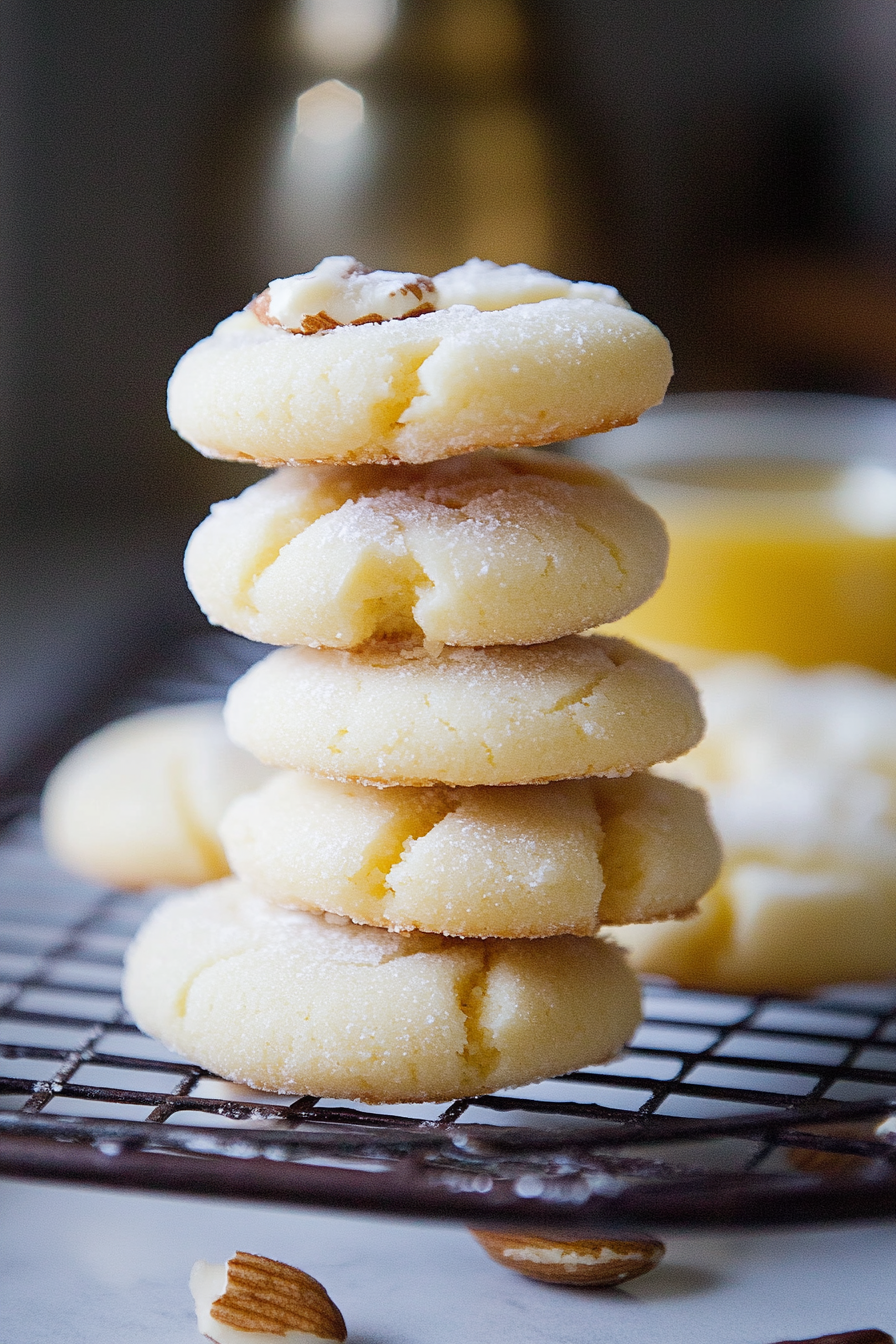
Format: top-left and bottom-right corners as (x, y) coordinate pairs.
(191, 1251), (346, 1342)
(469, 1228), (664, 1286)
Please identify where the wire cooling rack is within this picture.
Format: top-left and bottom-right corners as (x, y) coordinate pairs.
(1, 634), (894, 1230)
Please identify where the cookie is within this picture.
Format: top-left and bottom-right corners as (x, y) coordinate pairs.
(223, 634), (704, 787)
(168, 258), (672, 467)
(41, 704), (272, 889)
(615, 655), (896, 991)
(613, 860), (896, 993)
(184, 449), (668, 650)
(123, 879), (641, 1103)
(220, 771), (720, 938)
(659, 656), (896, 871)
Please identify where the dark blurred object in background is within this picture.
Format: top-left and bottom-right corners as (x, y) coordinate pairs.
(0, 0), (260, 522)
(1, 0), (894, 778)
(533, 0), (896, 396)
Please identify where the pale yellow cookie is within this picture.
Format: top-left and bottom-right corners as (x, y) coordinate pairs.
(168, 258), (672, 467)
(615, 656), (896, 991)
(184, 449), (668, 650)
(220, 772), (720, 938)
(41, 704), (272, 889)
(223, 635), (703, 788)
(612, 861), (896, 993)
(122, 879), (641, 1103)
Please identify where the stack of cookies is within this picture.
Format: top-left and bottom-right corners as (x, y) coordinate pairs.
(124, 258), (720, 1105)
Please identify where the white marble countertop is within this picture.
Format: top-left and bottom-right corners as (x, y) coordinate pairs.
(2, 1177), (893, 1343)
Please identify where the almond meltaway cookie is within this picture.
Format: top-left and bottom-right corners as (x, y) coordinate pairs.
(168, 258), (672, 467)
(220, 772), (720, 939)
(223, 634), (704, 787)
(613, 859), (896, 993)
(122, 879), (641, 1103)
(184, 449), (668, 650)
(41, 703), (272, 889)
(615, 656), (896, 991)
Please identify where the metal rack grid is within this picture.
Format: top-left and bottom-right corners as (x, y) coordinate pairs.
(2, 815), (895, 1229)
(1, 634), (894, 1229)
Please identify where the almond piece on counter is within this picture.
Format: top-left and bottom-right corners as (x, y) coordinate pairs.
(786, 1119), (886, 1179)
(190, 1251), (347, 1343)
(469, 1228), (665, 1286)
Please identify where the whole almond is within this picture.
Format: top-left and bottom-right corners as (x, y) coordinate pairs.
(469, 1228), (665, 1286)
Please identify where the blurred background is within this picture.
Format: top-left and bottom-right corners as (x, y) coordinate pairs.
(2, 0), (895, 784)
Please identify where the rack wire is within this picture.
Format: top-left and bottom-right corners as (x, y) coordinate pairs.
(1, 634), (894, 1229)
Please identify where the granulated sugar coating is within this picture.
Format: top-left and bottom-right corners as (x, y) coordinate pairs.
(122, 879), (642, 1102)
(220, 771), (720, 938)
(184, 448), (668, 650)
(223, 634), (704, 787)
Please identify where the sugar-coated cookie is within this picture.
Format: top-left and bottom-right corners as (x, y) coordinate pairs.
(184, 449), (668, 650)
(220, 772), (720, 938)
(41, 704), (272, 889)
(223, 635), (704, 787)
(615, 656), (896, 991)
(659, 656), (896, 871)
(168, 258), (672, 467)
(122, 879), (642, 1103)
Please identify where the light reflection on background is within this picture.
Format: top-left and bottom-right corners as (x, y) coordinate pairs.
(295, 80), (365, 145)
(293, 0), (398, 70)
(267, 79), (372, 268)
(256, 0), (568, 282)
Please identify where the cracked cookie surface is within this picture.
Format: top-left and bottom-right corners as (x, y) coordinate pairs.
(167, 295), (671, 467)
(221, 772), (720, 938)
(122, 879), (642, 1102)
(184, 449), (668, 650)
(223, 634), (704, 787)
